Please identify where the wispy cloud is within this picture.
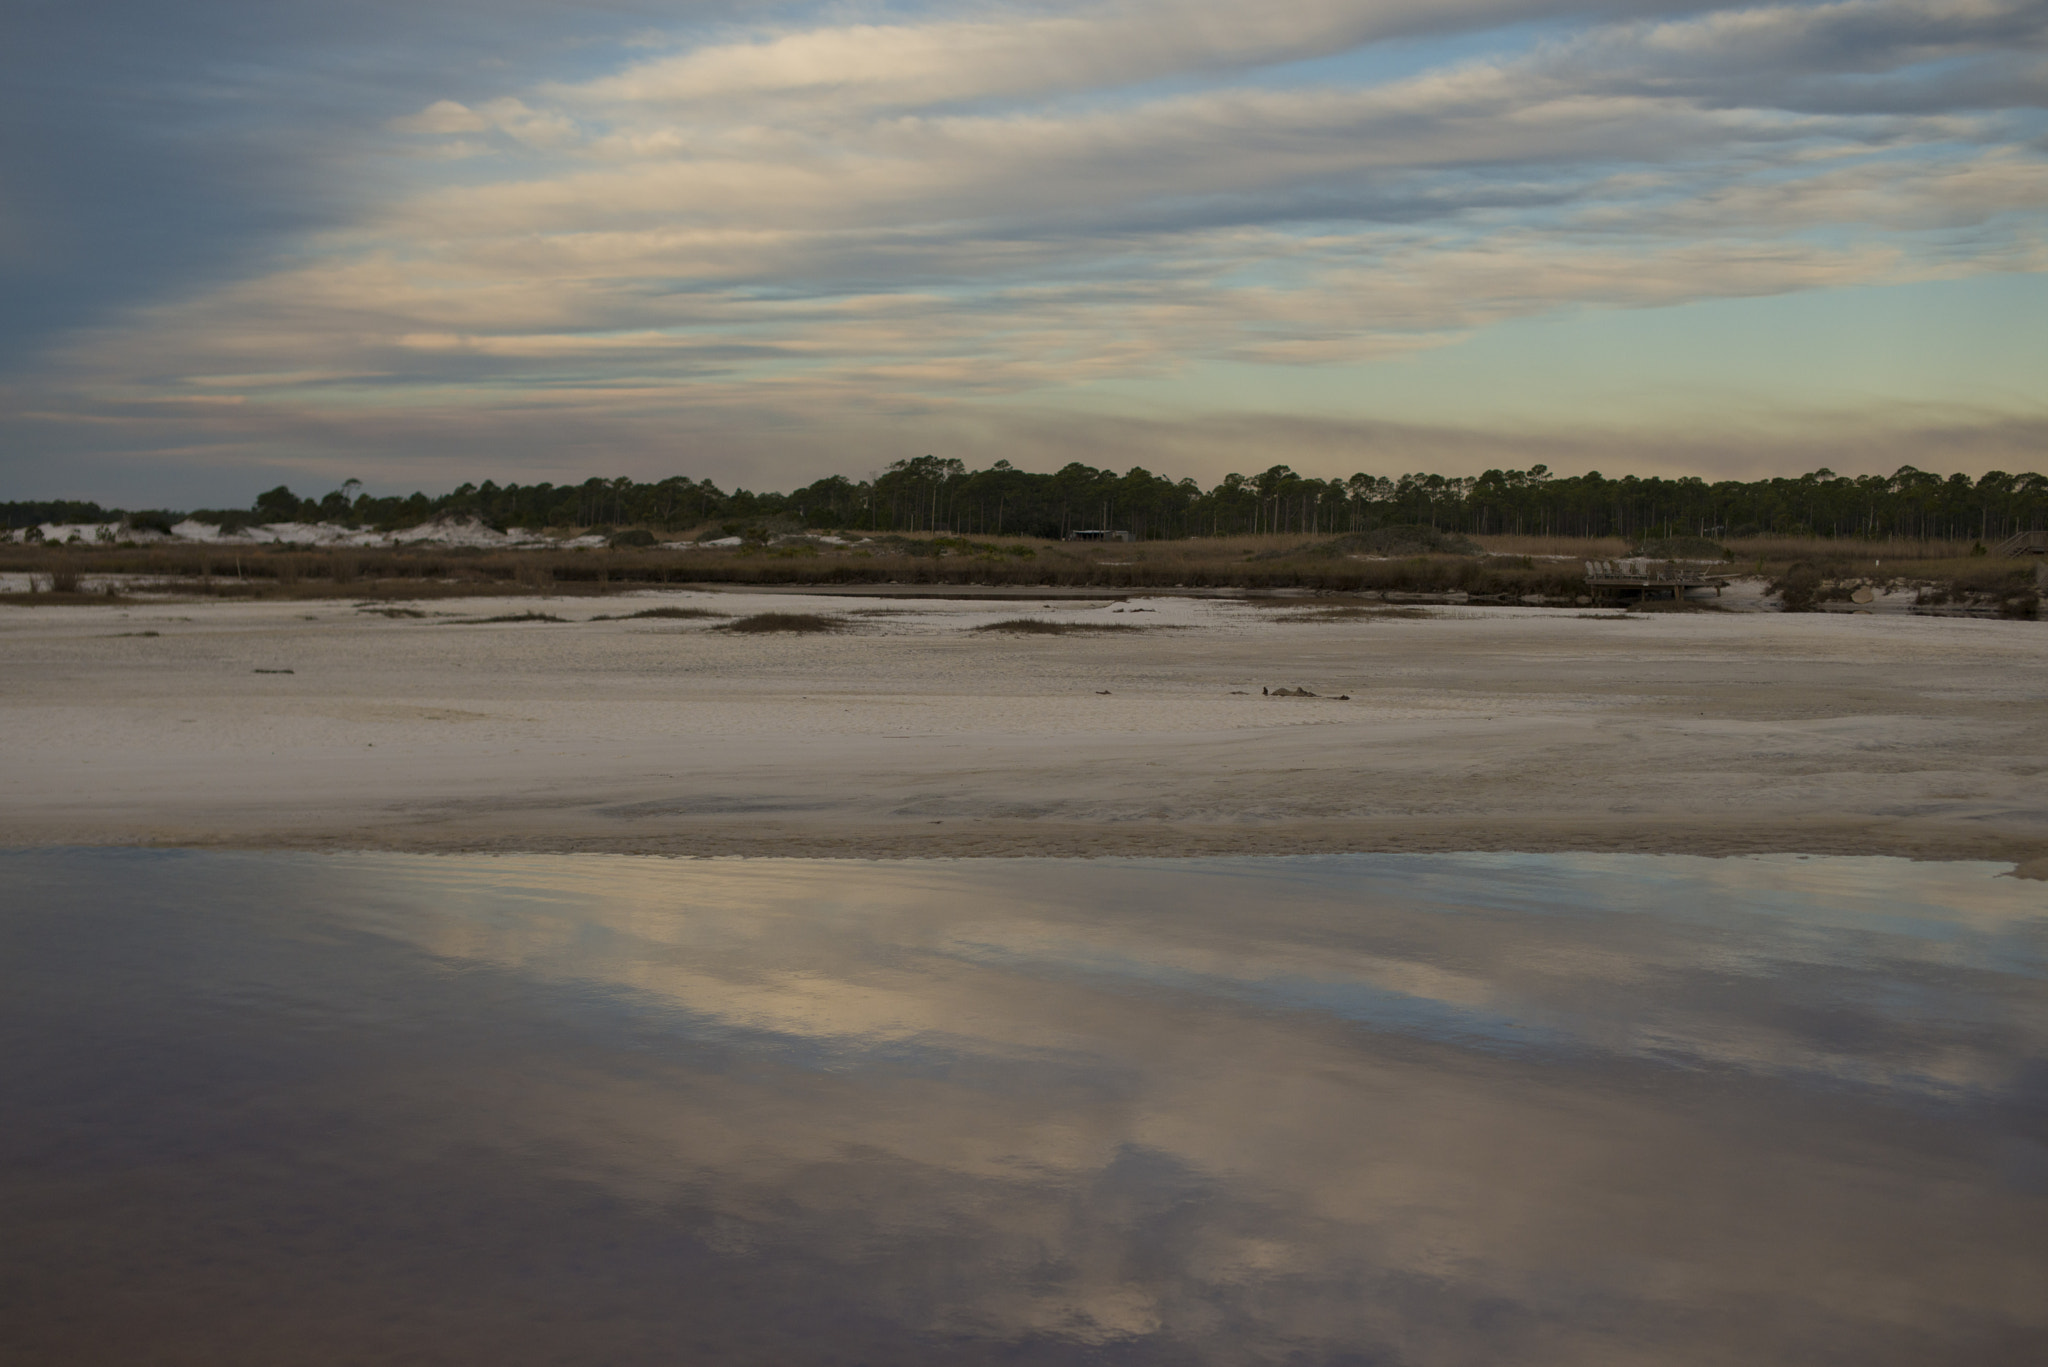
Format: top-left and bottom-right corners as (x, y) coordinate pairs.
(6, 0), (2045, 497)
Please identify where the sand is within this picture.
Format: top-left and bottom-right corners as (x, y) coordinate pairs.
(3, 589), (2044, 865)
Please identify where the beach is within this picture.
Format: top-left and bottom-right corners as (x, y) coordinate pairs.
(3, 589), (2044, 867)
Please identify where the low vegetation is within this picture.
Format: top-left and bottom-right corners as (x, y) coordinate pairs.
(1274, 606), (1436, 622)
(1631, 535), (1733, 560)
(450, 611), (566, 624)
(1, 528), (2037, 617)
(1300, 525), (1484, 557)
(589, 606), (728, 620)
(1769, 558), (2040, 618)
(715, 612), (847, 634)
(972, 618), (1146, 634)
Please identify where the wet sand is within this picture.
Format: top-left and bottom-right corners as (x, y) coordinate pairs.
(2, 589), (2044, 863)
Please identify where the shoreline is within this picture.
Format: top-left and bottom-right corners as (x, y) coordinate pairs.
(29, 816), (2038, 870)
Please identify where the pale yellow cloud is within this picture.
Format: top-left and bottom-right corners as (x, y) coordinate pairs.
(389, 98), (490, 134)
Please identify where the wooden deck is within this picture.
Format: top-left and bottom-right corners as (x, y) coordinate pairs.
(1992, 530), (2047, 556)
(1583, 558), (1732, 603)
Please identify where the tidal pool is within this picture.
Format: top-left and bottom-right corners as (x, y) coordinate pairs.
(2, 850), (2043, 1365)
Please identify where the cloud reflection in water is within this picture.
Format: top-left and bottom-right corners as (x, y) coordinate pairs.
(2, 850), (2042, 1364)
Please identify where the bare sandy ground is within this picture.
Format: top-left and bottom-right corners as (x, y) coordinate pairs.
(3, 589), (2045, 865)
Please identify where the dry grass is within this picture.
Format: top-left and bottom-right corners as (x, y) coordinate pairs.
(716, 612), (847, 634)
(1473, 534), (1632, 558)
(1, 591), (130, 607)
(1722, 535), (1984, 564)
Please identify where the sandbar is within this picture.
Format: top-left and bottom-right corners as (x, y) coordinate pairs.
(3, 590), (2044, 865)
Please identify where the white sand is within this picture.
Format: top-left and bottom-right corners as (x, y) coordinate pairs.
(3, 589), (2044, 862)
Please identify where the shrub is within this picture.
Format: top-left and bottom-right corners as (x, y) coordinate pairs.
(1772, 563), (1822, 612)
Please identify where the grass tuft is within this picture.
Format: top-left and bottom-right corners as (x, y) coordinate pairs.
(715, 612), (846, 634)
(451, 611), (567, 624)
(972, 618), (1145, 634)
(590, 605), (728, 621)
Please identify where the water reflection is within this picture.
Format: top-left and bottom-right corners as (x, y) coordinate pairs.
(2, 851), (2043, 1365)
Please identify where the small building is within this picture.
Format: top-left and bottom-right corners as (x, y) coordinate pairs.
(1066, 529), (1133, 542)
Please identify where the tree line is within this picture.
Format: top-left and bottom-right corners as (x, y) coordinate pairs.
(8, 460), (2045, 544)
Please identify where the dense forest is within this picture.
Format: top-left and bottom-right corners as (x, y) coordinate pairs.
(8, 459), (2046, 544)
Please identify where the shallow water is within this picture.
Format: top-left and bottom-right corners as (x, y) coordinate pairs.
(2, 850), (2043, 1365)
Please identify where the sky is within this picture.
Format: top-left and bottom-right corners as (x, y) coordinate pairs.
(4, 0), (2045, 506)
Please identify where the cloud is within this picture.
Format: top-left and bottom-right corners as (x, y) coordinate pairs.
(564, 1), (1618, 112)
(6, 0), (2045, 495)
(391, 99), (492, 134)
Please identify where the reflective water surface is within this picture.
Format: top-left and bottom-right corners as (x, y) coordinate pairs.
(2, 850), (2044, 1365)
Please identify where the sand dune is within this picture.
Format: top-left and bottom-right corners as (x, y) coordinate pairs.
(3, 590), (2043, 865)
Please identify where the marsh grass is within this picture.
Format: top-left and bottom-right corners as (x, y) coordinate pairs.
(590, 606), (728, 621)
(716, 612), (847, 634)
(449, 611), (567, 624)
(1276, 606), (1436, 622)
(1, 531), (2028, 610)
(972, 618), (1146, 634)
(1300, 526), (1484, 557)
(1, 590), (128, 606)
